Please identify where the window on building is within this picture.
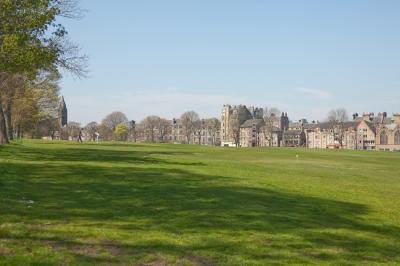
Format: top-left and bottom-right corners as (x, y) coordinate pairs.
(380, 131), (388, 145)
(395, 131), (400, 145)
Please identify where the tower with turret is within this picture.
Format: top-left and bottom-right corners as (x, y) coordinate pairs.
(58, 96), (68, 129)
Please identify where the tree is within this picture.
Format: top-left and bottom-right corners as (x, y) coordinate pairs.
(327, 108), (349, 148)
(31, 70), (61, 120)
(228, 113), (241, 147)
(262, 107), (280, 147)
(0, 74), (25, 140)
(98, 123), (113, 141)
(84, 122), (98, 141)
(193, 119), (203, 145)
(141, 116), (160, 142)
(66, 121), (81, 140)
(11, 85), (40, 138)
(158, 118), (171, 142)
(114, 123), (128, 141)
(205, 118), (221, 145)
(6, 70), (61, 139)
(180, 111), (200, 144)
(102, 112), (128, 131)
(0, 0), (87, 144)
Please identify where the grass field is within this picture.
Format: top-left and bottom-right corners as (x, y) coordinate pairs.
(0, 140), (400, 265)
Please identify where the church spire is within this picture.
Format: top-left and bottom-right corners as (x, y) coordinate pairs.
(58, 96), (68, 128)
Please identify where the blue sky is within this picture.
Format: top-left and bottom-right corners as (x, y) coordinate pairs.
(60, 0), (400, 125)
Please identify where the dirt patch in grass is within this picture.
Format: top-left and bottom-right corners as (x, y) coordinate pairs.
(139, 253), (168, 266)
(101, 240), (128, 256)
(181, 255), (218, 266)
(0, 247), (14, 255)
(45, 239), (129, 257)
(303, 251), (323, 258)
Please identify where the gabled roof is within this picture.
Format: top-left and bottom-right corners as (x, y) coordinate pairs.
(343, 121), (359, 129)
(354, 117), (392, 124)
(284, 130), (303, 136)
(288, 122), (303, 128)
(240, 119), (264, 128)
(359, 120), (376, 134)
(312, 122), (331, 130)
(308, 121), (360, 131)
(303, 123), (317, 130)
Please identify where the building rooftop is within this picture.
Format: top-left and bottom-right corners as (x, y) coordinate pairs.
(240, 119), (264, 128)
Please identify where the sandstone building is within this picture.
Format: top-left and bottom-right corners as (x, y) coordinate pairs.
(221, 104), (400, 151)
(221, 104), (293, 147)
(305, 112), (400, 151)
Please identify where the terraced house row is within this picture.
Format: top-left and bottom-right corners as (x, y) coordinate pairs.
(220, 105), (400, 151)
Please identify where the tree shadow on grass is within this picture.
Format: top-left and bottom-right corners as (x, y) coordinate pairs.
(1, 160), (400, 265)
(0, 143), (202, 166)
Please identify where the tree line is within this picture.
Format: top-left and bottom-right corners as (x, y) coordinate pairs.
(0, 0), (87, 144)
(67, 110), (220, 144)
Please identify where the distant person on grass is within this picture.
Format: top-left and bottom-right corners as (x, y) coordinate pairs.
(78, 130), (83, 143)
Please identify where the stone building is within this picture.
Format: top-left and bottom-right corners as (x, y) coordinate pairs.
(305, 112), (400, 151)
(239, 119), (264, 147)
(259, 113), (289, 147)
(165, 118), (221, 145)
(353, 118), (377, 150)
(375, 113), (400, 151)
(283, 130), (306, 147)
(168, 118), (183, 143)
(221, 104), (260, 146)
(306, 121), (358, 149)
(221, 104), (291, 147)
(192, 119), (221, 146)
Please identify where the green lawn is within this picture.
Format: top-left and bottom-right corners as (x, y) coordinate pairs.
(1, 140), (400, 265)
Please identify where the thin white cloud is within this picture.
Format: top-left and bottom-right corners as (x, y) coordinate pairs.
(296, 88), (333, 99)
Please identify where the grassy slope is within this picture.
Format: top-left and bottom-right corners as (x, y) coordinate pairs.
(0, 140), (399, 265)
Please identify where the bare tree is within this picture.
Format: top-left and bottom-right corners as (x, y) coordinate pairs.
(135, 122), (145, 142)
(194, 119), (203, 145)
(205, 118), (221, 145)
(50, 36), (89, 78)
(84, 121), (98, 141)
(66, 121), (81, 140)
(180, 111), (200, 144)
(102, 112), (128, 131)
(262, 107), (280, 147)
(141, 116), (160, 142)
(98, 123), (113, 141)
(327, 108), (349, 148)
(228, 112), (241, 147)
(158, 118), (171, 142)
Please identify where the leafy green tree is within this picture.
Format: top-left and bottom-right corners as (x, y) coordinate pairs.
(0, 0), (87, 144)
(114, 123), (128, 141)
(11, 84), (40, 138)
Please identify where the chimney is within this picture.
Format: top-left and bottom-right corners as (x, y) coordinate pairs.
(393, 113), (400, 125)
(379, 112), (387, 124)
(362, 112), (374, 122)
